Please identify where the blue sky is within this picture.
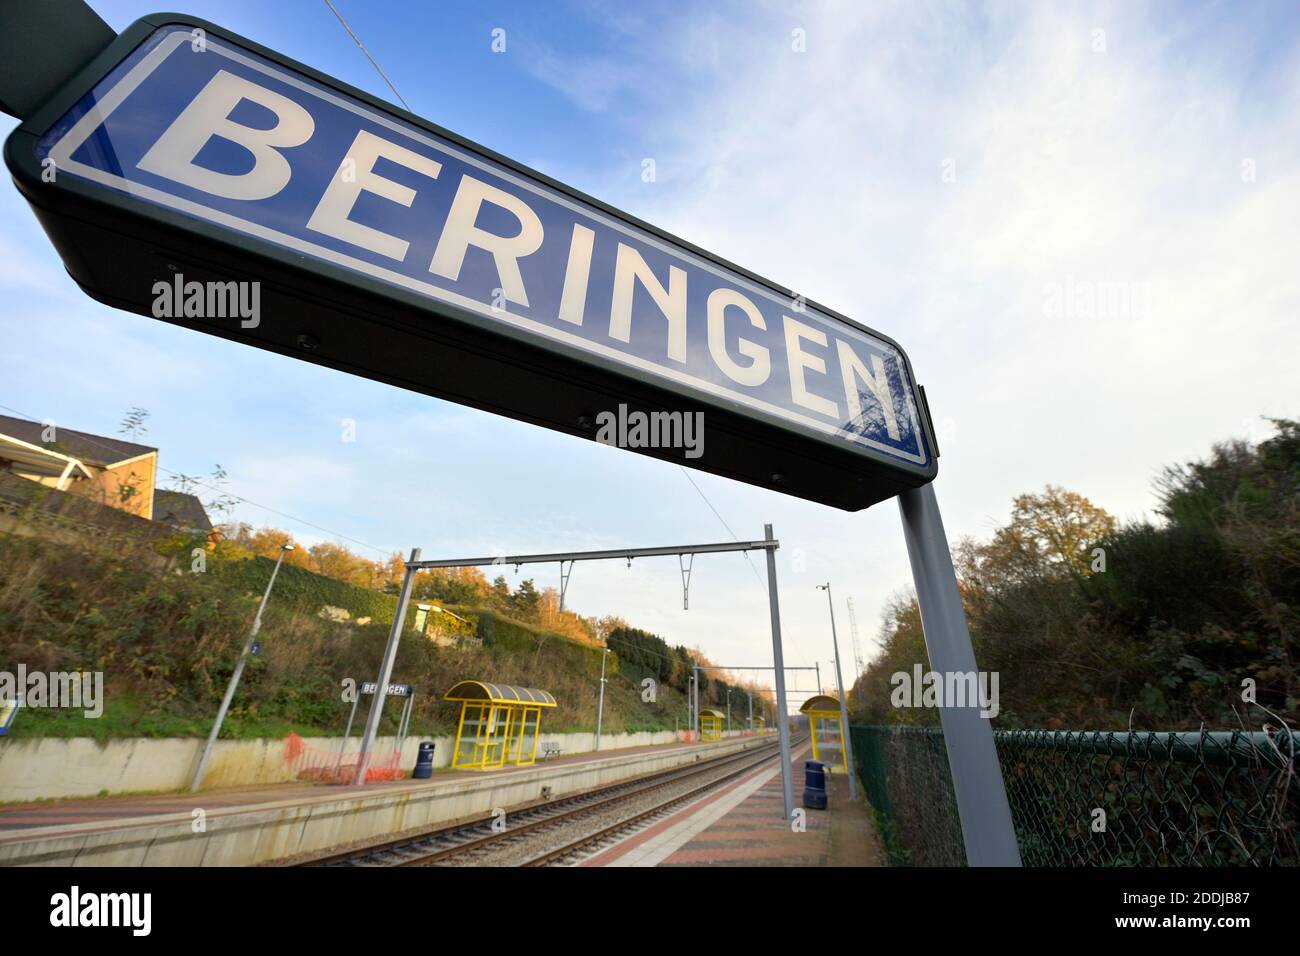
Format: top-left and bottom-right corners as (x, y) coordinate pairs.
(3, 1), (1299, 706)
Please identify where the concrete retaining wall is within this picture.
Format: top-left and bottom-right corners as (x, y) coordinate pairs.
(0, 729), (701, 803)
(0, 734), (770, 866)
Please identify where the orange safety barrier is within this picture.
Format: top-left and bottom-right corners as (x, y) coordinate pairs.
(283, 733), (407, 784)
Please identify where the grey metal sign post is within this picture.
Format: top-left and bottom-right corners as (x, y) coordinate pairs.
(899, 483), (1021, 866)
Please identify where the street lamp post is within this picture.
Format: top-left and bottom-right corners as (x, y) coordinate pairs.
(817, 583), (858, 801)
(686, 673), (693, 736)
(594, 646), (610, 752)
(692, 665), (700, 740)
(190, 543), (294, 792)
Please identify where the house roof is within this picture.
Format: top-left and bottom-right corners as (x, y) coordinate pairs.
(0, 434), (96, 481)
(0, 415), (156, 467)
(153, 489), (213, 531)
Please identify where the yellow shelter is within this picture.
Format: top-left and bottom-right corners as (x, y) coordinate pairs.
(800, 695), (847, 773)
(446, 680), (557, 770)
(699, 708), (725, 741)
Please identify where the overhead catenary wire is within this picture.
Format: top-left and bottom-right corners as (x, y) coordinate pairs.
(677, 465), (767, 593)
(321, 0), (412, 112)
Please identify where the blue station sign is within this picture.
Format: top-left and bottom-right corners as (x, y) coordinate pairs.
(6, 15), (937, 510)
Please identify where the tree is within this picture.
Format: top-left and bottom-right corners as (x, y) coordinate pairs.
(308, 541), (371, 588)
(510, 578), (541, 623)
(171, 463), (238, 523)
(487, 575), (512, 614)
(590, 615), (629, 644)
(118, 406), (150, 441)
(413, 566), (490, 605)
(536, 587), (598, 644)
(965, 485), (1116, 588)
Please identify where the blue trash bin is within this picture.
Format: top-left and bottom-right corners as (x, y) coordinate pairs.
(413, 741), (435, 779)
(803, 759), (828, 810)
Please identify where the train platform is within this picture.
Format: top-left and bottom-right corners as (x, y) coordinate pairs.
(0, 734), (767, 866)
(0, 736), (692, 833)
(581, 742), (882, 867)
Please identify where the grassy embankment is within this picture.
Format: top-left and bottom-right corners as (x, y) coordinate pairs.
(0, 528), (688, 741)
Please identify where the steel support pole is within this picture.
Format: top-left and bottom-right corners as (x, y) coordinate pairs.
(190, 548), (288, 791)
(898, 484), (1020, 866)
(816, 661), (822, 695)
(337, 693), (360, 768)
(822, 584), (858, 800)
(353, 548), (420, 786)
(763, 524), (795, 820)
(692, 665), (699, 740)
(395, 694), (413, 760)
(595, 648), (609, 752)
(687, 674), (693, 735)
(686, 675), (691, 734)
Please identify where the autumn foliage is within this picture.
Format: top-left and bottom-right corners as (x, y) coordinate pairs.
(851, 419), (1300, 731)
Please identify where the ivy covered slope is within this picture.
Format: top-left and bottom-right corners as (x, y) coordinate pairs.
(0, 533), (699, 741)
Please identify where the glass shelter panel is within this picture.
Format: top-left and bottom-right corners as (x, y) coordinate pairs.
(811, 715), (847, 772)
(453, 704), (486, 768)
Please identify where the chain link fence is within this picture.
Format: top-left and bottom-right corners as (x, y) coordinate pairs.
(851, 725), (1299, 866)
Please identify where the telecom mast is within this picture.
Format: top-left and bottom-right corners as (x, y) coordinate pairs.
(846, 596), (865, 677)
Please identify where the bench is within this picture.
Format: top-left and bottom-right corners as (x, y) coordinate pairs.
(539, 743), (563, 760)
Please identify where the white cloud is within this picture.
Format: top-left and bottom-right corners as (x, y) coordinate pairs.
(569, 0), (1300, 666)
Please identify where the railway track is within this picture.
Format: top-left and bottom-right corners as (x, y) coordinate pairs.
(300, 737), (797, 868)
